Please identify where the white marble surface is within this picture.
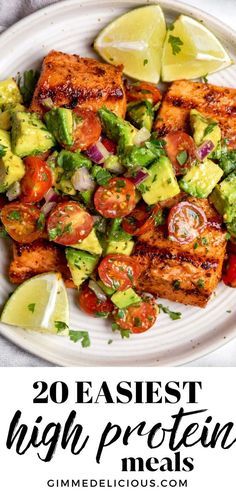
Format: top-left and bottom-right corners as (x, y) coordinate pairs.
(0, 0), (235, 366)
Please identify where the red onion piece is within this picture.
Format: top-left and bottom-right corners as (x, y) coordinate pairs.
(86, 141), (110, 164)
(41, 201), (57, 216)
(88, 280), (107, 301)
(196, 140), (214, 161)
(72, 167), (95, 192)
(6, 181), (21, 201)
(130, 169), (149, 186)
(44, 187), (60, 203)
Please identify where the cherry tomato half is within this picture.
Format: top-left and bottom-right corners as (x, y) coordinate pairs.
(98, 254), (141, 291)
(125, 81), (162, 105)
(168, 201), (207, 244)
(78, 284), (114, 316)
(94, 177), (136, 219)
(70, 108), (101, 151)
(122, 202), (162, 236)
(21, 156), (53, 203)
(47, 200), (93, 245)
(164, 131), (196, 175)
(113, 298), (158, 334)
(223, 254), (236, 288)
(101, 137), (117, 154)
(0, 202), (42, 243)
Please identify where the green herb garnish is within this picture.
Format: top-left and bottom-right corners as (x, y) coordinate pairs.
(203, 122), (217, 138)
(18, 69), (40, 104)
(158, 304), (182, 320)
(7, 210), (21, 221)
(176, 150), (188, 166)
(28, 303), (36, 313)
(54, 320), (90, 347)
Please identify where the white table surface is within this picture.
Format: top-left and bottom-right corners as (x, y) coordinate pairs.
(0, 0), (236, 367)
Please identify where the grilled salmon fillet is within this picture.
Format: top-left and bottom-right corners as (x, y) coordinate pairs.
(154, 80), (236, 148)
(133, 197), (227, 307)
(30, 50), (126, 117)
(9, 239), (75, 288)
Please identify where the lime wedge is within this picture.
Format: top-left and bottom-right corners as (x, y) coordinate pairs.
(1, 272), (69, 334)
(162, 15), (232, 81)
(94, 5), (166, 83)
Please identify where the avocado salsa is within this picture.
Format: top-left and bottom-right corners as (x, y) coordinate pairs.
(0, 71), (235, 341)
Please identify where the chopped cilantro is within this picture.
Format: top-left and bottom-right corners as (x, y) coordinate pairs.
(197, 279), (205, 288)
(168, 23), (174, 31)
(168, 35), (183, 55)
(0, 144), (7, 157)
(173, 279), (181, 290)
(158, 304), (182, 320)
(69, 330), (90, 347)
(134, 316), (142, 327)
(193, 242), (199, 250)
(7, 210), (21, 221)
(37, 212), (45, 231)
(143, 59), (148, 66)
(202, 74), (208, 83)
(95, 168), (112, 186)
(28, 303), (36, 313)
(112, 321), (131, 339)
(225, 232), (231, 240)
(108, 339), (113, 345)
(54, 320), (68, 333)
(95, 311), (109, 318)
(0, 226), (8, 238)
(176, 150), (188, 166)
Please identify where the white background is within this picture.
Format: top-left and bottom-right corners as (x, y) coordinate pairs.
(0, 368), (235, 494)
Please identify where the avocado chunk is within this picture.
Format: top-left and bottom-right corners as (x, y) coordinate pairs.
(0, 78), (22, 109)
(98, 107), (137, 154)
(55, 150), (92, 196)
(179, 159), (223, 198)
(226, 218), (236, 239)
(11, 111), (55, 157)
(0, 129), (25, 192)
(104, 218), (134, 255)
(44, 108), (74, 146)
(126, 100), (154, 131)
(106, 239), (134, 255)
(65, 248), (99, 288)
(217, 147), (236, 177)
(97, 280), (115, 296)
(72, 228), (102, 255)
(121, 140), (166, 171)
(190, 110), (221, 152)
(210, 172), (236, 222)
(0, 104), (25, 131)
(138, 156), (180, 205)
(111, 288), (142, 309)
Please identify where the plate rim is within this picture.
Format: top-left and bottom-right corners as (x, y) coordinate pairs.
(0, 0), (236, 367)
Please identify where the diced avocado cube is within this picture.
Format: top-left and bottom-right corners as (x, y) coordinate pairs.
(226, 218), (236, 238)
(0, 129), (25, 192)
(11, 111), (55, 157)
(65, 248), (99, 288)
(126, 100), (154, 131)
(80, 189), (93, 205)
(97, 280), (115, 296)
(121, 140), (166, 171)
(44, 108), (74, 146)
(72, 228), (102, 255)
(105, 239), (134, 255)
(138, 156), (180, 205)
(0, 104), (25, 131)
(111, 288), (142, 309)
(179, 159), (223, 198)
(190, 110), (221, 152)
(98, 107), (137, 154)
(57, 150), (92, 171)
(0, 78), (22, 110)
(210, 172), (236, 222)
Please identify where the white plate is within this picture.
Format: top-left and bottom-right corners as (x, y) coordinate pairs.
(0, 0), (236, 366)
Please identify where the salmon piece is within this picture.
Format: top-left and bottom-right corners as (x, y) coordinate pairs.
(132, 197), (227, 307)
(30, 50), (126, 117)
(9, 239), (75, 288)
(154, 80), (236, 148)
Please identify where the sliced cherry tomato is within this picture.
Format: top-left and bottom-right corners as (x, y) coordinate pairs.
(122, 202), (162, 236)
(47, 200), (93, 245)
(21, 156), (53, 203)
(168, 201), (207, 244)
(101, 137), (117, 154)
(70, 108), (101, 151)
(223, 254), (236, 288)
(94, 177), (136, 219)
(164, 131), (196, 175)
(98, 254), (141, 291)
(113, 298), (158, 334)
(0, 202), (42, 243)
(125, 81), (162, 105)
(78, 284), (114, 316)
